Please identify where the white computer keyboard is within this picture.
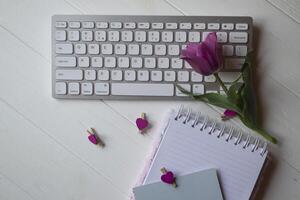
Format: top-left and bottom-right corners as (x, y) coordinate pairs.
(52, 15), (252, 100)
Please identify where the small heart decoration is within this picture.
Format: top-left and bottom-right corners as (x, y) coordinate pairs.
(161, 171), (175, 184)
(136, 118), (149, 131)
(88, 134), (98, 145)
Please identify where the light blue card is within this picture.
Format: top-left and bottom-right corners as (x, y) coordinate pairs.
(133, 168), (223, 200)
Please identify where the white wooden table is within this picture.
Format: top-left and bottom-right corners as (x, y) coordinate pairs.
(0, 0), (299, 199)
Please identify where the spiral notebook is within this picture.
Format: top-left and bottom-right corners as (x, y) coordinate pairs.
(139, 107), (268, 200)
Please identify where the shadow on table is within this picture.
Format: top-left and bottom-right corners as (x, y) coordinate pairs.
(251, 153), (278, 200)
(250, 26), (278, 200)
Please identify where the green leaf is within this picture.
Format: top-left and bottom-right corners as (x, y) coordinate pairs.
(238, 115), (277, 144)
(176, 85), (243, 115)
(240, 53), (258, 127)
(227, 81), (242, 106)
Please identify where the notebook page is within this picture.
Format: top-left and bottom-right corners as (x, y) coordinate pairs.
(144, 111), (267, 200)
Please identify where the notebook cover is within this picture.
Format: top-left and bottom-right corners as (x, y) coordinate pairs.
(133, 169), (223, 200)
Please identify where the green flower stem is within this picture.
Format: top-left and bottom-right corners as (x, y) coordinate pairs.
(214, 73), (228, 95)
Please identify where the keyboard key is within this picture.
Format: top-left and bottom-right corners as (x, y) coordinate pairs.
(236, 23), (248, 30)
(193, 84), (204, 95)
(55, 82), (67, 94)
(74, 44), (86, 54)
(222, 45), (234, 56)
(56, 70), (83, 80)
(202, 31), (212, 41)
(82, 31), (93, 41)
(144, 57), (156, 68)
(111, 70), (123, 81)
(55, 21), (67, 28)
(96, 22), (108, 29)
(110, 22), (122, 29)
(151, 71), (163, 82)
(56, 44), (73, 54)
(108, 31), (120, 41)
(166, 23), (177, 29)
(111, 83), (174, 96)
(82, 22), (94, 29)
(131, 57), (142, 68)
(188, 32), (201, 42)
(229, 32), (248, 43)
(95, 31), (106, 41)
(193, 23), (205, 29)
(101, 44), (113, 54)
(168, 45), (180, 55)
(95, 83), (110, 95)
(154, 45), (166, 55)
(148, 31), (160, 42)
(135, 31), (146, 42)
(206, 90), (219, 94)
(56, 57), (76, 67)
(69, 21), (80, 28)
(177, 71), (189, 82)
(204, 75), (216, 82)
(68, 82), (80, 95)
(225, 58), (245, 69)
(164, 71), (176, 82)
(128, 44), (140, 55)
(175, 32), (187, 42)
(118, 57), (129, 68)
(68, 30), (80, 41)
(115, 44), (126, 55)
(138, 22), (150, 29)
(104, 57), (116, 68)
(98, 70), (110, 80)
(91, 57), (103, 67)
(81, 82), (93, 95)
(221, 23), (234, 30)
(162, 31), (173, 42)
(137, 70), (149, 81)
(141, 44), (153, 55)
(85, 70), (96, 80)
(124, 70), (136, 81)
(180, 23), (192, 29)
(121, 31), (133, 41)
(171, 58), (183, 69)
(152, 23), (163, 29)
(176, 84), (191, 96)
(218, 72), (242, 82)
(191, 71), (203, 82)
(235, 45), (248, 56)
(158, 57), (169, 68)
(208, 23), (220, 30)
(124, 22), (136, 29)
(88, 44), (100, 54)
(55, 31), (66, 41)
(78, 57), (89, 67)
(184, 61), (192, 69)
(216, 32), (227, 43)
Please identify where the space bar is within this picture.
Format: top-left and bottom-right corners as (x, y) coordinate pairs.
(111, 83), (174, 96)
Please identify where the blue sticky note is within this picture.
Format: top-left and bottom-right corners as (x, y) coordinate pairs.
(133, 169), (223, 200)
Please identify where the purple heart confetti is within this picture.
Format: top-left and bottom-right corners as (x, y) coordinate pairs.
(136, 118), (149, 131)
(161, 171), (175, 184)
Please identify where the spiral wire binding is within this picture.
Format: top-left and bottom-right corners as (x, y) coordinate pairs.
(174, 106), (268, 156)
(192, 112), (200, 127)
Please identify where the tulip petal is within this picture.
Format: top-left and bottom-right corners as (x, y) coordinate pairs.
(224, 109), (238, 117)
(204, 32), (218, 54)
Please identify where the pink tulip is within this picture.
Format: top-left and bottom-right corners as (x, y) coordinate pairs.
(181, 32), (223, 76)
